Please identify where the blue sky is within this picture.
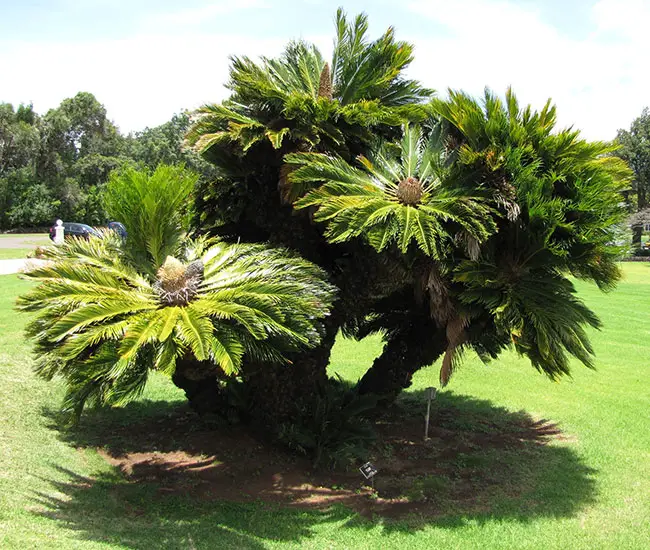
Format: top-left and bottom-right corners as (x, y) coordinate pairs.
(1, 0), (647, 139)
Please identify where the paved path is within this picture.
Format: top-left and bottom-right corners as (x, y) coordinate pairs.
(0, 259), (48, 275)
(0, 233), (50, 248)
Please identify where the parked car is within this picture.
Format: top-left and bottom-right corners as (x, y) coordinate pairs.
(107, 221), (127, 239)
(49, 222), (101, 241)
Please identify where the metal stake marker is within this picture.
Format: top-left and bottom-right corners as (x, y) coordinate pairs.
(359, 461), (378, 492)
(424, 386), (437, 440)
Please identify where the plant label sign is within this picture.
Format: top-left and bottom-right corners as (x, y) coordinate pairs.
(359, 461), (378, 479)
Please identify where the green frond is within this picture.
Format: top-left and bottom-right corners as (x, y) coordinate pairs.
(187, 10), (430, 172)
(401, 124), (421, 178)
(48, 299), (159, 342)
(104, 164), (199, 274)
(19, 213), (336, 418)
(266, 127), (291, 149)
(287, 124), (496, 256)
(56, 320), (131, 362)
(332, 8), (431, 106)
(176, 306), (215, 361)
(209, 328), (245, 375)
(118, 312), (166, 360)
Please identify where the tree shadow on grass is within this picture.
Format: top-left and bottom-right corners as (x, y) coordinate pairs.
(33, 468), (352, 550)
(35, 391), (598, 547)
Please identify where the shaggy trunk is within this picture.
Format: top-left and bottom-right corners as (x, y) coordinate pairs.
(171, 357), (226, 416)
(171, 314), (341, 429)
(241, 312), (341, 430)
(357, 319), (447, 404)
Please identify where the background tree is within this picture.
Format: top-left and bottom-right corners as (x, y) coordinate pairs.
(616, 107), (650, 245)
(124, 112), (217, 178)
(0, 103), (42, 228)
(0, 97), (216, 231)
(37, 92), (125, 224)
(0, 93), (126, 229)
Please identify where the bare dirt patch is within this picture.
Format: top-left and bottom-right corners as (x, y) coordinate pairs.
(90, 397), (569, 520)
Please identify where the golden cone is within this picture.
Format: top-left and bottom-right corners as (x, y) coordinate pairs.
(317, 63), (333, 100)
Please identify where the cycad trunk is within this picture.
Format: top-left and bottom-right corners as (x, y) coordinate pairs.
(171, 314), (341, 430)
(242, 314), (340, 430)
(172, 357), (227, 416)
(357, 320), (447, 404)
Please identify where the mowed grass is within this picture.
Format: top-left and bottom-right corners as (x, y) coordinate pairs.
(1, 265), (649, 549)
(0, 233), (50, 259)
(0, 249), (33, 260)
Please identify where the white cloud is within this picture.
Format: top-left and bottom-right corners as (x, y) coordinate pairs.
(143, 0), (270, 31)
(1, 1), (647, 139)
(406, 0), (650, 140)
(592, 0), (650, 37)
(0, 32), (285, 134)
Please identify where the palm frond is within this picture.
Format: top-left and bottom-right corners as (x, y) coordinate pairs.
(287, 124), (496, 256)
(103, 164), (199, 274)
(18, 233), (336, 417)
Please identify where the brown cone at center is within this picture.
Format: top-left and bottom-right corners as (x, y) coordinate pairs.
(396, 176), (423, 205)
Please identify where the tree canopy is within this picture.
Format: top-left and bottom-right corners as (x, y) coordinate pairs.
(0, 97), (214, 231)
(18, 165), (335, 418)
(616, 107), (650, 244)
(185, 10), (630, 427)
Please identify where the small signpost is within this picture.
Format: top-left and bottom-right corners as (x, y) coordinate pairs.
(359, 461), (378, 490)
(424, 386), (437, 440)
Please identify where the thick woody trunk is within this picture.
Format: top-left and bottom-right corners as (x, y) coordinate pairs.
(241, 313), (340, 430)
(171, 314), (341, 429)
(171, 357), (226, 416)
(357, 319), (447, 404)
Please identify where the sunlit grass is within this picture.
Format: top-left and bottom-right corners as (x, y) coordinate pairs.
(1, 264), (648, 549)
(0, 233), (50, 260)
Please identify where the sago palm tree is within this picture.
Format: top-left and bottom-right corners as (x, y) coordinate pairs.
(183, 9), (433, 427)
(434, 89), (631, 383)
(284, 90), (630, 394)
(359, 89), (631, 391)
(17, 165), (336, 418)
(284, 123), (497, 390)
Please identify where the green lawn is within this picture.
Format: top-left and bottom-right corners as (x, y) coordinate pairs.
(0, 249), (32, 260)
(0, 233), (50, 259)
(0, 265), (648, 549)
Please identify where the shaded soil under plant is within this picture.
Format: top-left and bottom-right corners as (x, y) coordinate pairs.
(51, 391), (593, 522)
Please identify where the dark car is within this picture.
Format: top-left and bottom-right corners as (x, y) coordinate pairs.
(107, 221), (127, 239)
(49, 222), (101, 241)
